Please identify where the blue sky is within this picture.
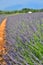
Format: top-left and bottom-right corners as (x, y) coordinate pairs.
(0, 0), (43, 11)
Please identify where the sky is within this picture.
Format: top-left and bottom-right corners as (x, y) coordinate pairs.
(0, 0), (43, 11)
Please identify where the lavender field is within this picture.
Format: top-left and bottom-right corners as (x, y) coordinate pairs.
(0, 12), (43, 65)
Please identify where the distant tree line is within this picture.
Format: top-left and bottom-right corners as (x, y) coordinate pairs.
(0, 8), (43, 14)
